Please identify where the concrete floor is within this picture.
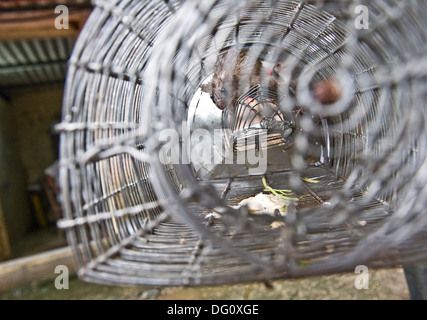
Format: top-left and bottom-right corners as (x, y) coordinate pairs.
(0, 266), (410, 300)
(1, 225), (411, 300)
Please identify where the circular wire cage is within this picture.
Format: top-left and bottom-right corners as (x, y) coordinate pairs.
(223, 84), (298, 150)
(57, 0), (427, 286)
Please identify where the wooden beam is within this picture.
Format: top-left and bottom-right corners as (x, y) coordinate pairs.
(0, 8), (91, 41)
(0, 0), (91, 11)
(0, 246), (75, 292)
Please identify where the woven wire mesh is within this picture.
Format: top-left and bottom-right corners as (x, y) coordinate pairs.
(223, 84), (298, 150)
(57, 0), (427, 286)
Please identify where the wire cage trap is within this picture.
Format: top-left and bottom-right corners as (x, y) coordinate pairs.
(57, 0), (427, 286)
(223, 84), (298, 150)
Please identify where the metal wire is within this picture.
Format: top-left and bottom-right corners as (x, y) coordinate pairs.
(57, 0), (427, 286)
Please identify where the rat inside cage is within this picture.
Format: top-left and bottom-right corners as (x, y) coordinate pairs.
(57, 0), (427, 286)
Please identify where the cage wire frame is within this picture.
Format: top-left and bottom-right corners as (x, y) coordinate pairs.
(56, 0), (427, 286)
(222, 84), (299, 151)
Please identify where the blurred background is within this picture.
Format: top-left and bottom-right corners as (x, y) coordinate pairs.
(0, 0), (92, 261)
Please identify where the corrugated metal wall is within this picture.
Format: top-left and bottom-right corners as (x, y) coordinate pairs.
(0, 37), (74, 88)
(0, 0), (92, 90)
